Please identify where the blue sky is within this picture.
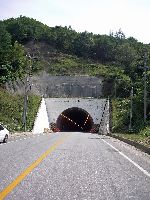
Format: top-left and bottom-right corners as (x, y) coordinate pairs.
(0, 0), (150, 44)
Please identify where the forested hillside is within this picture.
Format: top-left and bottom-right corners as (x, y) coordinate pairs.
(0, 16), (150, 133)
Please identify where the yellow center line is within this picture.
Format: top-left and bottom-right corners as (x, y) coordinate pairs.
(0, 134), (70, 200)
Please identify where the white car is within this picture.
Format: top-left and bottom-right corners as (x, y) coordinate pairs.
(0, 124), (9, 143)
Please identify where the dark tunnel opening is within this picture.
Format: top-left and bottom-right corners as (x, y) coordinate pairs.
(56, 107), (93, 132)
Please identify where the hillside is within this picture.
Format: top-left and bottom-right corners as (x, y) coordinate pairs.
(0, 16), (150, 134)
(24, 40), (131, 81)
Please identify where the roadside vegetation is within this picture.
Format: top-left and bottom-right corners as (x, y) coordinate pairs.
(112, 133), (150, 148)
(0, 16), (150, 138)
(112, 98), (150, 146)
(0, 88), (41, 132)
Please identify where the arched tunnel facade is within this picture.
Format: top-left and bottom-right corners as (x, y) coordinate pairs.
(56, 107), (94, 132)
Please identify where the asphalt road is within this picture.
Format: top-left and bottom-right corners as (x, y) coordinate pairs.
(0, 132), (150, 200)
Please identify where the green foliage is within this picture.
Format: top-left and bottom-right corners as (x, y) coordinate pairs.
(0, 88), (23, 131)
(0, 21), (12, 61)
(139, 126), (150, 137)
(113, 133), (150, 147)
(26, 95), (42, 131)
(73, 31), (94, 57)
(4, 16), (49, 43)
(112, 95), (150, 133)
(0, 88), (41, 132)
(0, 16), (150, 134)
(0, 20), (28, 84)
(0, 21), (12, 82)
(2, 16), (149, 80)
(45, 53), (90, 75)
(92, 34), (116, 63)
(112, 99), (130, 132)
(0, 41), (27, 83)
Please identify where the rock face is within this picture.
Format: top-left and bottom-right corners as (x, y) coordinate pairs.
(5, 72), (112, 98)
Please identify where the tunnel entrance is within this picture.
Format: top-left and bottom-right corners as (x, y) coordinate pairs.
(56, 107), (93, 132)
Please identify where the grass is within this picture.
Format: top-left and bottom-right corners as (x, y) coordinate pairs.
(0, 88), (41, 132)
(114, 132), (150, 148)
(111, 98), (130, 132)
(111, 98), (150, 148)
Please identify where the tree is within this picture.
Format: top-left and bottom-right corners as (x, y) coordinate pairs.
(4, 16), (50, 43)
(0, 21), (12, 63)
(0, 21), (27, 84)
(0, 21), (12, 83)
(10, 41), (27, 79)
(114, 42), (138, 77)
(73, 31), (94, 58)
(92, 34), (116, 63)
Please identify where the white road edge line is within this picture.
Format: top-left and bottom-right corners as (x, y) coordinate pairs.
(102, 139), (150, 178)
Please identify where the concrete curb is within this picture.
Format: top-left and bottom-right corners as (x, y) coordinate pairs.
(107, 133), (150, 155)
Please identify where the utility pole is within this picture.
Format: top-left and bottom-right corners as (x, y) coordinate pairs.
(129, 86), (133, 130)
(144, 52), (147, 123)
(138, 51), (150, 124)
(22, 53), (32, 131)
(23, 76), (30, 132)
(114, 77), (118, 98)
(114, 81), (117, 98)
(23, 76), (27, 132)
(143, 51), (149, 123)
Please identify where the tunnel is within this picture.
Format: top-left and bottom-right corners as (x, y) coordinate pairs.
(56, 107), (93, 132)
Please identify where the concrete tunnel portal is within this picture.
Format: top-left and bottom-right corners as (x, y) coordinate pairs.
(56, 107), (94, 132)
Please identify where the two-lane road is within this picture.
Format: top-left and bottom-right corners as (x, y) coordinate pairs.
(0, 132), (150, 200)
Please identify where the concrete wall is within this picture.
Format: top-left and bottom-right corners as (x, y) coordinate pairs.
(31, 73), (104, 98)
(32, 98), (49, 134)
(32, 97), (110, 134)
(45, 98), (107, 125)
(5, 73), (108, 98)
(99, 99), (110, 134)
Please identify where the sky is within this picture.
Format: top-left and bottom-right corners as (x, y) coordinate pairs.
(0, 0), (150, 44)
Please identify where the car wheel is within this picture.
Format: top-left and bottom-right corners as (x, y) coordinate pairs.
(3, 134), (8, 143)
